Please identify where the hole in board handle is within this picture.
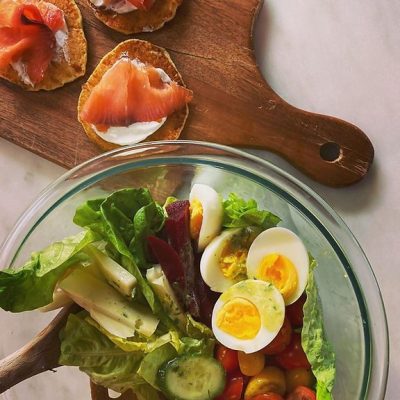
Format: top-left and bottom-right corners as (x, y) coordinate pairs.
(320, 142), (342, 162)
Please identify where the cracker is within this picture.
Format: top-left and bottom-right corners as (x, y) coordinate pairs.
(0, 0), (87, 91)
(78, 39), (190, 151)
(88, 0), (183, 34)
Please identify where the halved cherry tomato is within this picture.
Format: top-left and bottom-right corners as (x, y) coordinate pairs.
(216, 371), (245, 400)
(275, 333), (310, 370)
(286, 294), (306, 327)
(216, 344), (239, 373)
(247, 394), (284, 400)
(261, 317), (292, 355)
(286, 386), (316, 400)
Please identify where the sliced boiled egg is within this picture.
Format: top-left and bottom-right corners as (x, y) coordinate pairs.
(189, 184), (223, 251)
(200, 228), (257, 292)
(212, 279), (285, 354)
(246, 227), (309, 305)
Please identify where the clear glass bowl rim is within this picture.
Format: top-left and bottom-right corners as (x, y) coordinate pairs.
(0, 140), (389, 399)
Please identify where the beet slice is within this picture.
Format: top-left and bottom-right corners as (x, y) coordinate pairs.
(147, 235), (185, 290)
(165, 200), (201, 318)
(194, 253), (219, 327)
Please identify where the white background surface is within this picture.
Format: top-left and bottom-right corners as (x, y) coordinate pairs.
(0, 0), (398, 398)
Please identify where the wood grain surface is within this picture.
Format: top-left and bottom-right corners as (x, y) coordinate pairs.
(0, 0), (374, 186)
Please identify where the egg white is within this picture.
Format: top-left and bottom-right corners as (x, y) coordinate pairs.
(212, 280), (285, 354)
(200, 228), (242, 293)
(189, 184), (223, 251)
(246, 227), (309, 305)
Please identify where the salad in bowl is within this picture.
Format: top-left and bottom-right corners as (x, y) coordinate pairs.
(0, 182), (335, 400)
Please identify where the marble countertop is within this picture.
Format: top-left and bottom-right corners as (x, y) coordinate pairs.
(0, 0), (398, 398)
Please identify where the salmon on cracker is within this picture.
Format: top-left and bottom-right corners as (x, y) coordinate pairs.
(78, 39), (193, 151)
(87, 0), (183, 34)
(0, 0), (87, 91)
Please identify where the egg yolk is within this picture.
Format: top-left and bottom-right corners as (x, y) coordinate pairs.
(219, 243), (248, 282)
(190, 199), (203, 240)
(216, 297), (261, 339)
(257, 253), (298, 302)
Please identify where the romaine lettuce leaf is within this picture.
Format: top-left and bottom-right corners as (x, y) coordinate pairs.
(185, 314), (214, 339)
(60, 312), (146, 393)
(74, 189), (174, 329)
(0, 230), (98, 312)
(73, 198), (106, 235)
(74, 188), (164, 268)
(60, 312), (214, 396)
(138, 343), (177, 389)
(179, 337), (215, 357)
(129, 201), (165, 270)
(222, 193), (281, 230)
(302, 259), (336, 400)
(87, 316), (181, 353)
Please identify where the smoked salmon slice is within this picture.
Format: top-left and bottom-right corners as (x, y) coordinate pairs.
(0, 0), (67, 85)
(80, 58), (193, 127)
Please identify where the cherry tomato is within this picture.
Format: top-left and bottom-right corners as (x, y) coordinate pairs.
(286, 294), (306, 327)
(286, 386), (316, 400)
(216, 371), (244, 400)
(275, 333), (310, 370)
(216, 344), (239, 373)
(261, 317), (292, 355)
(238, 351), (265, 376)
(285, 368), (315, 392)
(247, 394), (284, 400)
(244, 367), (286, 398)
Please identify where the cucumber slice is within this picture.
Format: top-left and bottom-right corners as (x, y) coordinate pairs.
(158, 354), (225, 400)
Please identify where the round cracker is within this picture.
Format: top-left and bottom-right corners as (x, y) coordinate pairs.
(78, 39), (190, 151)
(88, 0), (183, 34)
(0, 0), (87, 91)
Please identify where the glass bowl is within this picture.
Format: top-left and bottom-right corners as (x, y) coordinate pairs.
(0, 141), (388, 400)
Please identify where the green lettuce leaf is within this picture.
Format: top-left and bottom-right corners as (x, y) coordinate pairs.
(60, 312), (146, 393)
(74, 189), (174, 329)
(74, 188), (164, 266)
(302, 259), (336, 400)
(222, 193), (281, 230)
(179, 337), (215, 357)
(0, 230), (98, 312)
(138, 343), (177, 389)
(185, 314), (214, 339)
(73, 198), (106, 235)
(60, 312), (213, 396)
(129, 201), (165, 269)
(87, 316), (181, 353)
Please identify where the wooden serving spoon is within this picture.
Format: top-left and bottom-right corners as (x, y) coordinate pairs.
(0, 305), (77, 394)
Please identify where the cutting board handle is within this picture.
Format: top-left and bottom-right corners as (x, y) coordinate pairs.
(256, 99), (375, 187)
(0, 0), (374, 188)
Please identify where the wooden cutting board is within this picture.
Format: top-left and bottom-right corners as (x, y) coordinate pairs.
(0, 0), (374, 187)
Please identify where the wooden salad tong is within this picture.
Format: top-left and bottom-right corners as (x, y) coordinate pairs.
(0, 305), (135, 399)
(0, 306), (74, 394)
